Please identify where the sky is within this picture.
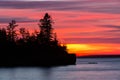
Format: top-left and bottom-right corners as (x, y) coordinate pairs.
(0, 0), (120, 56)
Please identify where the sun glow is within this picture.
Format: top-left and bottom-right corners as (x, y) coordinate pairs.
(66, 44), (98, 55)
(66, 44), (120, 56)
(67, 44), (94, 51)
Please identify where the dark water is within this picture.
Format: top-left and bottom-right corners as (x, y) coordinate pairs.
(0, 58), (120, 80)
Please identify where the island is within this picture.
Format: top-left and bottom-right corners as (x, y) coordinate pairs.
(0, 13), (76, 67)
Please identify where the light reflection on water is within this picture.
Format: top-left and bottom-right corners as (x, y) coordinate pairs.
(0, 67), (53, 80)
(0, 58), (120, 80)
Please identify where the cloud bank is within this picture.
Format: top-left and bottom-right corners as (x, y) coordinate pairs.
(0, 0), (120, 14)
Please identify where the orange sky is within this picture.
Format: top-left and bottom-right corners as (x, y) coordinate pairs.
(66, 44), (120, 56)
(0, 1), (120, 56)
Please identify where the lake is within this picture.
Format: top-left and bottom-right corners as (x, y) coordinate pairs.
(0, 58), (120, 80)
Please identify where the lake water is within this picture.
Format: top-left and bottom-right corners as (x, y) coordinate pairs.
(0, 58), (120, 80)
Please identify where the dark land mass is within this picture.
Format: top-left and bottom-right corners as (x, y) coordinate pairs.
(0, 13), (76, 67)
(77, 55), (120, 58)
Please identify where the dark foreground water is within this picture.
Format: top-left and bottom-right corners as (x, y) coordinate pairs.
(0, 58), (120, 80)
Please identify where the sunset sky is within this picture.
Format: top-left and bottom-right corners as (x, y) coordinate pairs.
(0, 0), (120, 56)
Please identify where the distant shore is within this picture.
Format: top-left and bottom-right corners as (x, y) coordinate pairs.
(77, 55), (120, 58)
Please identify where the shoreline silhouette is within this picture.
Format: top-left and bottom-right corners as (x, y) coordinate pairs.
(77, 55), (120, 58)
(0, 13), (76, 67)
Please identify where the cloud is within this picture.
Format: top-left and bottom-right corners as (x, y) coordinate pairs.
(0, 1), (120, 14)
(0, 1), (80, 9)
(64, 38), (120, 44)
(66, 29), (120, 38)
(0, 17), (37, 23)
(106, 30), (120, 33)
(100, 25), (120, 29)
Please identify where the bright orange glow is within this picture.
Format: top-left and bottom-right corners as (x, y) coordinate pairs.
(66, 44), (120, 57)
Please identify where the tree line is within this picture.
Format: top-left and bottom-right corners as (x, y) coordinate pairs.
(0, 13), (68, 56)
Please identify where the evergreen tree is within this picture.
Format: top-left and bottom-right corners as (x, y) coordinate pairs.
(7, 20), (18, 42)
(38, 13), (53, 44)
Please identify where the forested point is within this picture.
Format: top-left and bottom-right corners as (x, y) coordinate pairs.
(0, 13), (76, 66)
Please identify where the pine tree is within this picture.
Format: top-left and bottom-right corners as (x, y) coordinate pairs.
(7, 20), (18, 42)
(38, 13), (53, 44)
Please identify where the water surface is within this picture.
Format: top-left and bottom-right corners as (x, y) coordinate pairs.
(0, 58), (120, 80)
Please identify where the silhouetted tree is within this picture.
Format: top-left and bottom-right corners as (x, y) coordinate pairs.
(19, 28), (30, 42)
(51, 32), (58, 46)
(38, 13), (53, 44)
(0, 28), (7, 46)
(7, 20), (18, 42)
